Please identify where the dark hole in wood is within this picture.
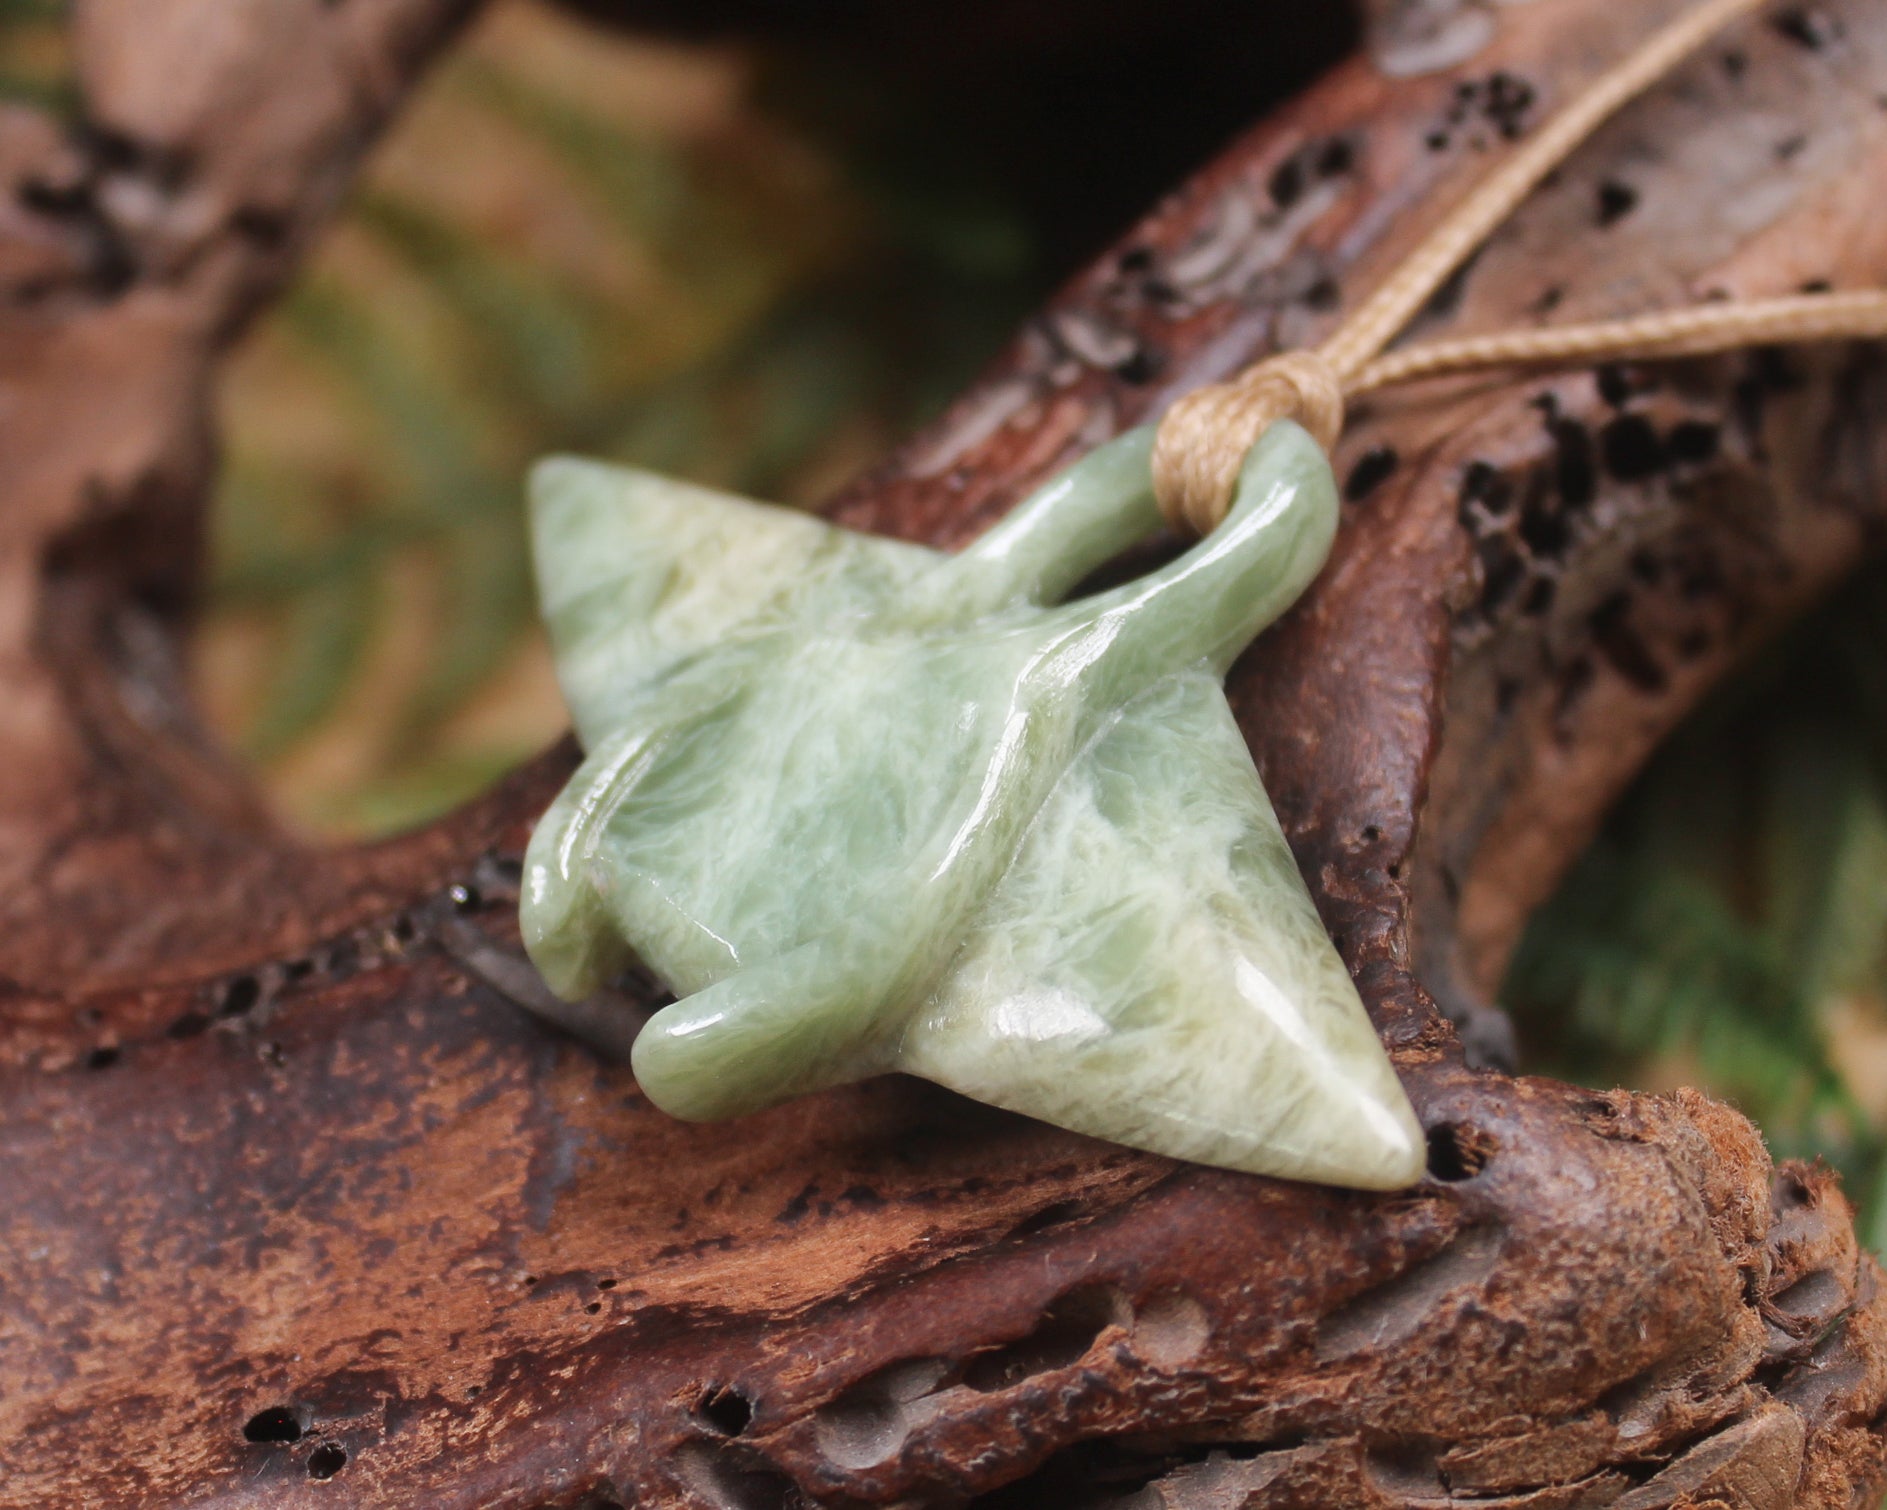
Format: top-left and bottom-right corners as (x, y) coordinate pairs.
(1518, 495), (1568, 559)
(219, 974), (260, 1016)
(1483, 71), (1535, 139)
(1776, 1170), (1816, 1210)
(307, 1443), (347, 1479)
(1667, 420), (1721, 465)
(1345, 446), (1399, 501)
(1268, 155), (1304, 209)
(1006, 1199), (1085, 1240)
(1304, 276), (1341, 312)
(1426, 1123), (1493, 1181)
(243, 1406), (305, 1444)
(85, 1046), (120, 1070)
(1551, 420), (1597, 509)
(18, 176), (89, 215)
(1596, 180), (1638, 228)
(1459, 460), (1512, 517)
(1600, 414), (1666, 481)
(1772, 7), (1843, 51)
(1114, 346), (1162, 385)
(699, 1384), (756, 1437)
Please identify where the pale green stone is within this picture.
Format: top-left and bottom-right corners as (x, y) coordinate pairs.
(521, 421), (1426, 1190)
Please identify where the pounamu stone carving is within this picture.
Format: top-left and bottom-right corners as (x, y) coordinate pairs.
(522, 419), (1425, 1189)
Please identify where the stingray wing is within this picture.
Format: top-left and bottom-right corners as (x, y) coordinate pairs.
(899, 670), (1424, 1189)
(529, 457), (940, 746)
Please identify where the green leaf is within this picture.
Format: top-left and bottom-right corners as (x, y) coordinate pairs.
(241, 549), (380, 762)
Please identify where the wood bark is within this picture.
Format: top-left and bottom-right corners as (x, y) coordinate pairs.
(2, 1), (1886, 1506)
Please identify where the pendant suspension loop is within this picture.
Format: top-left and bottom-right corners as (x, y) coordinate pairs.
(1152, 353), (1344, 538)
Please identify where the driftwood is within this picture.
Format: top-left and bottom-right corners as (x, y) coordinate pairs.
(2, 0), (1886, 1505)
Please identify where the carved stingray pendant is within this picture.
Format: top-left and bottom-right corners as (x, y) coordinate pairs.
(521, 420), (1425, 1189)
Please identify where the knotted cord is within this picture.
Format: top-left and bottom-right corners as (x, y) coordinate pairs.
(1151, 0), (1887, 536)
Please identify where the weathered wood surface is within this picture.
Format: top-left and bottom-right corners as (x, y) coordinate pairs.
(2, 1), (1886, 1506)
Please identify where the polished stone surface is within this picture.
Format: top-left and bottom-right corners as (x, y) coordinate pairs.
(522, 422), (1424, 1188)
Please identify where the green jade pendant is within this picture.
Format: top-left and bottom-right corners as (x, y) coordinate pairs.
(521, 419), (1425, 1190)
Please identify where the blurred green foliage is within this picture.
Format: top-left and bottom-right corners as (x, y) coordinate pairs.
(0, 0), (69, 110)
(1506, 571), (1887, 1250)
(197, 4), (1036, 835)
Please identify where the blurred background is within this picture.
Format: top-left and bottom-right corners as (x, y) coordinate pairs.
(6, 0), (1887, 1243)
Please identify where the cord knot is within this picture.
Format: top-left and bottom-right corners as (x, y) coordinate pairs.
(1152, 351), (1345, 537)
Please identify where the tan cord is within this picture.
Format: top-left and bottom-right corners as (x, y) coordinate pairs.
(1149, 0), (1869, 537)
(1349, 290), (1887, 396)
